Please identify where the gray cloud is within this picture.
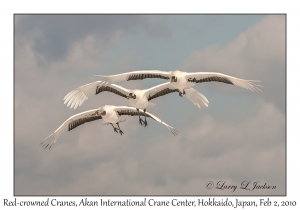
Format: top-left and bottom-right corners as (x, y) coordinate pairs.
(15, 102), (284, 195)
(15, 15), (172, 63)
(180, 15), (285, 112)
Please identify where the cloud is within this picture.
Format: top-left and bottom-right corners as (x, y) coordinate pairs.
(15, 15), (172, 63)
(15, 101), (284, 195)
(180, 15), (285, 111)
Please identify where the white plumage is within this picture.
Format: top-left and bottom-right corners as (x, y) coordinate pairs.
(42, 69), (261, 148)
(64, 81), (209, 110)
(41, 105), (179, 149)
(64, 81), (208, 126)
(93, 70), (262, 94)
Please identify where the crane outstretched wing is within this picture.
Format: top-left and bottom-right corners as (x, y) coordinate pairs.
(185, 72), (262, 92)
(93, 70), (171, 84)
(144, 82), (208, 108)
(41, 109), (102, 149)
(64, 82), (130, 109)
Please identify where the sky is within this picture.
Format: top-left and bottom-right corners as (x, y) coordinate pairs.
(14, 14), (285, 196)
